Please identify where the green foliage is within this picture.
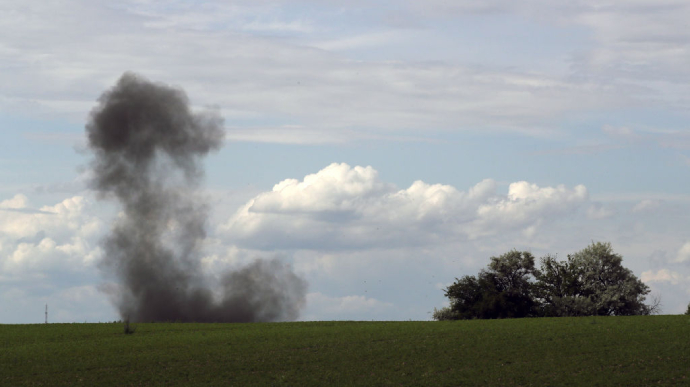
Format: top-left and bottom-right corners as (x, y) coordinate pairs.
(686, 303), (690, 315)
(443, 251), (538, 319)
(440, 242), (652, 320)
(431, 306), (460, 321)
(566, 242), (651, 316)
(534, 254), (590, 317)
(485, 250), (537, 318)
(1, 318), (688, 386)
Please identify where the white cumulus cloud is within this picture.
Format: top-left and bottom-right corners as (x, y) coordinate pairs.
(0, 194), (104, 274)
(0, 193), (113, 322)
(220, 163), (589, 250)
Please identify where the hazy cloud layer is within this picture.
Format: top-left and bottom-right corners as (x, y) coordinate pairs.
(300, 292), (395, 321)
(2, 0), (690, 143)
(642, 269), (688, 286)
(675, 242), (690, 263)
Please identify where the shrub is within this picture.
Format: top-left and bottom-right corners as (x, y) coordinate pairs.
(432, 307), (461, 321)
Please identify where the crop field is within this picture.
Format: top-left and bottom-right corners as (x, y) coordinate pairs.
(1, 316), (689, 386)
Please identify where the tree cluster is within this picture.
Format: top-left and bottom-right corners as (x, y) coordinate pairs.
(435, 242), (656, 320)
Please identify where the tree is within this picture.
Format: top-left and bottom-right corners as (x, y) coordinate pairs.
(534, 243), (651, 316)
(685, 303), (690, 316)
(441, 251), (537, 320)
(646, 293), (662, 315)
(566, 242), (651, 316)
(436, 242), (653, 320)
(483, 250), (537, 318)
(441, 275), (484, 320)
(534, 254), (594, 317)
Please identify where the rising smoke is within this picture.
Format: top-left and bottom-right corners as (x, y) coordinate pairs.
(87, 72), (307, 322)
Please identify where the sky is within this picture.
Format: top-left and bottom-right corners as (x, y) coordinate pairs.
(1, 0), (690, 323)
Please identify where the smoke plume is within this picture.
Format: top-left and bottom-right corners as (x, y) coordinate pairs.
(87, 72), (307, 322)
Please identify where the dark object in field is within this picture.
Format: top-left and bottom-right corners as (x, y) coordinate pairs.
(87, 72), (306, 322)
(123, 318), (136, 334)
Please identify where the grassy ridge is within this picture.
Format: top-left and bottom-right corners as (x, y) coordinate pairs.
(1, 316), (689, 386)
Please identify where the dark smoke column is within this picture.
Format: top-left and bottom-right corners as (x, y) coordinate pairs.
(87, 73), (306, 322)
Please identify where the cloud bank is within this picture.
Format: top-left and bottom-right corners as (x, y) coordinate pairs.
(0, 194), (102, 274)
(4, 0), (690, 143)
(221, 163), (589, 250)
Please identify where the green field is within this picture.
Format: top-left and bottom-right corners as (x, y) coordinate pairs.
(2, 316), (689, 386)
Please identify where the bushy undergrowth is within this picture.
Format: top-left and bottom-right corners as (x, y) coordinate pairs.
(431, 306), (459, 321)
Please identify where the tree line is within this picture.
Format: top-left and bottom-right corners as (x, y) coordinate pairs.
(434, 242), (662, 320)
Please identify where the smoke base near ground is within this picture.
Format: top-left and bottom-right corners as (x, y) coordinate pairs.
(87, 72), (306, 322)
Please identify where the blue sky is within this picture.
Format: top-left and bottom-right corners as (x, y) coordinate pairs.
(1, 0), (690, 323)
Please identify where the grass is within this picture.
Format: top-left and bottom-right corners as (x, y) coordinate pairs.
(1, 316), (689, 386)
